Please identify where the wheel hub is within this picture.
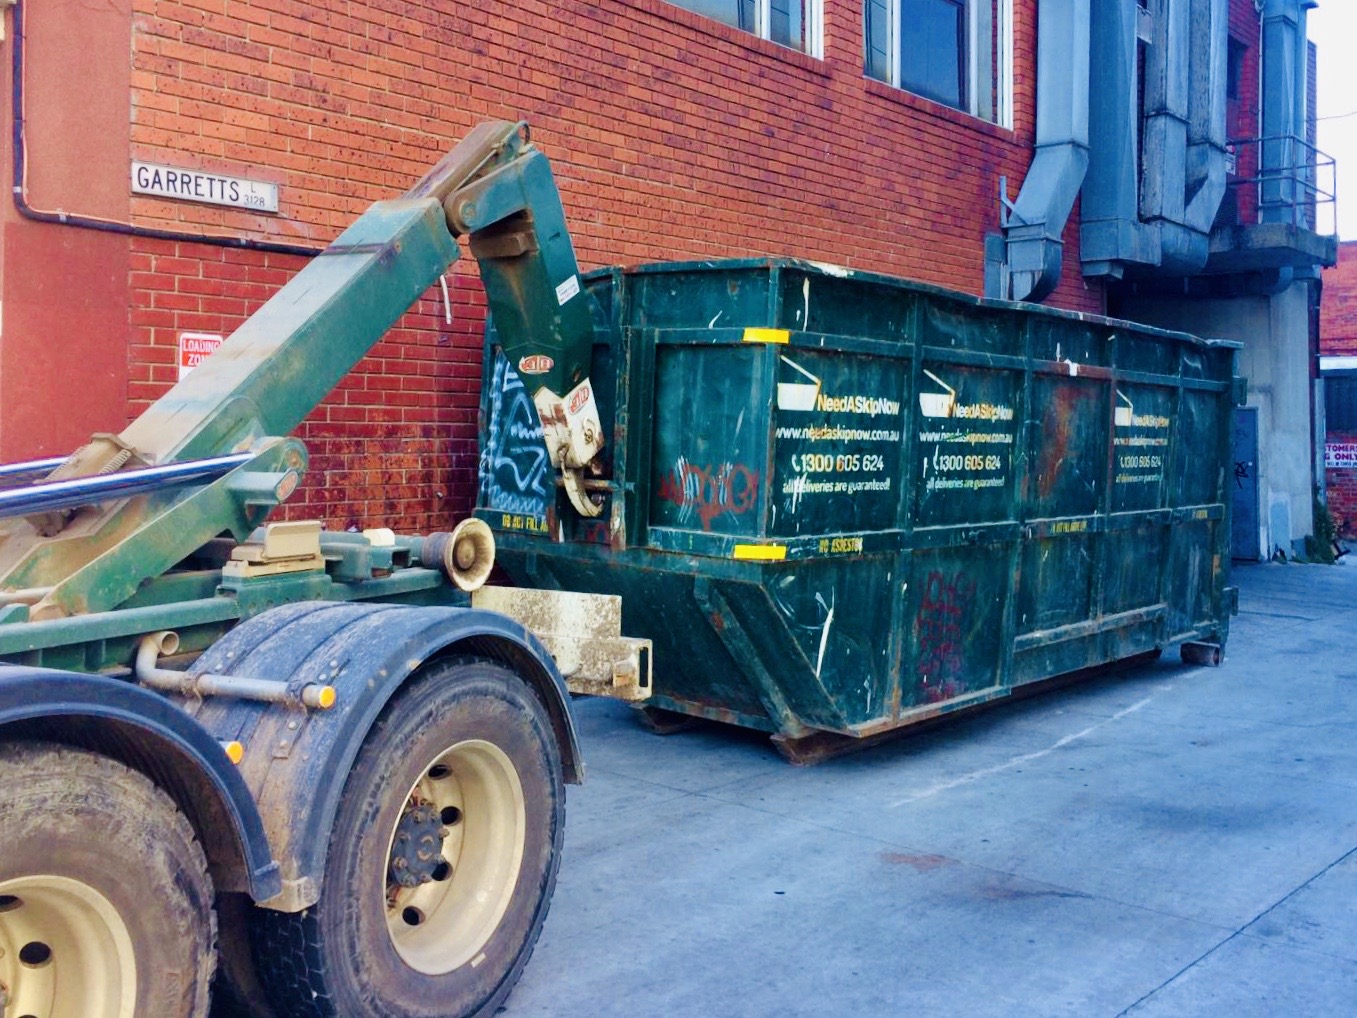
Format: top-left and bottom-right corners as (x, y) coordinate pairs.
(0, 877), (137, 1018)
(388, 805), (447, 888)
(382, 739), (526, 975)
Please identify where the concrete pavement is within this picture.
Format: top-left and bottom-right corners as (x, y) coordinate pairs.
(504, 561), (1357, 1017)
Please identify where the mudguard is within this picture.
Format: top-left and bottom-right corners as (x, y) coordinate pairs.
(180, 600), (582, 912)
(0, 665), (282, 901)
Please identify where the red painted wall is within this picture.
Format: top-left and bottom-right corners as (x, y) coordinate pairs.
(7, 0), (1106, 528)
(0, 0), (130, 460)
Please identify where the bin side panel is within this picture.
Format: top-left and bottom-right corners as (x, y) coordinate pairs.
(780, 269), (915, 340)
(1102, 525), (1170, 615)
(1175, 390), (1227, 507)
(1165, 521), (1218, 638)
(1029, 318), (1113, 367)
(1116, 331), (1179, 375)
(726, 558), (897, 729)
(650, 346), (766, 537)
(1016, 534), (1095, 634)
(914, 365), (1021, 527)
(905, 546), (1009, 709)
(1111, 384), (1175, 513)
(921, 299), (1016, 356)
(628, 266), (774, 330)
(1027, 375), (1108, 519)
(479, 350), (553, 520)
(770, 351), (907, 538)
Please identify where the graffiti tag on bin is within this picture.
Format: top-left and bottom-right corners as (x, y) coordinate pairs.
(518, 354), (554, 375)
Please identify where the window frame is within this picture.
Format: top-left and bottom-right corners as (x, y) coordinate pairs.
(865, 0), (1012, 127)
(663, 0), (824, 57)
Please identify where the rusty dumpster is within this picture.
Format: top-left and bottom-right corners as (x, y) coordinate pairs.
(475, 258), (1239, 760)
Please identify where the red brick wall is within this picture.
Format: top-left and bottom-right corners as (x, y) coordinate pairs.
(1226, 0), (1262, 225)
(1321, 243), (1357, 534)
(1321, 241), (1357, 356)
(32, 0), (1106, 529)
(1325, 431), (1357, 538)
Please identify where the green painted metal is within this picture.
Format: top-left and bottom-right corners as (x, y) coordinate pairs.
(478, 258), (1239, 748)
(0, 440), (308, 620)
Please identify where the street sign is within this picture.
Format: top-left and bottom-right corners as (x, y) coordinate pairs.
(133, 163), (279, 213)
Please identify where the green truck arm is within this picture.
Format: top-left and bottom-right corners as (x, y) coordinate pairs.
(0, 120), (601, 621)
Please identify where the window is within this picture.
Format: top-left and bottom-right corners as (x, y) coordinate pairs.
(1327, 378), (1357, 433)
(669, 0), (824, 56)
(864, 0), (1012, 125)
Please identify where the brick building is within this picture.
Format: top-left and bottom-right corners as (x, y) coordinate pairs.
(0, 0), (1336, 555)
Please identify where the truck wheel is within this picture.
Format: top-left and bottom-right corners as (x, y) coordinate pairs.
(252, 659), (565, 1018)
(0, 742), (216, 1018)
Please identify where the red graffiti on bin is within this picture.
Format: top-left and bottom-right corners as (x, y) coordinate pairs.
(658, 462), (759, 531)
(916, 569), (976, 702)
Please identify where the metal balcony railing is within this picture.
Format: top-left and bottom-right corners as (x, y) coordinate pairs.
(1220, 134), (1338, 237)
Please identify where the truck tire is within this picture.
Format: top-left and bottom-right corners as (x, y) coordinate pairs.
(252, 658), (565, 1018)
(0, 741), (216, 1018)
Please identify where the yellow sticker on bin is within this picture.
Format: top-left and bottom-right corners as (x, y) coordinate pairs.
(742, 328), (789, 344)
(733, 544), (787, 561)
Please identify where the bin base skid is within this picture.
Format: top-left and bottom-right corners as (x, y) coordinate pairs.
(1180, 641), (1224, 666)
(634, 705), (704, 735)
(641, 647), (1179, 764)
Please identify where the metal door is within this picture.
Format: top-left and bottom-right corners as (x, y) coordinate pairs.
(1232, 407), (1260, 560)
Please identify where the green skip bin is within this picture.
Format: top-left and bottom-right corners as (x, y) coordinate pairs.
(476, 259), (1239, 762)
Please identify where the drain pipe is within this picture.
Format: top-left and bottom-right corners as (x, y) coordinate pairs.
(997, 0), (1090, 303)
(1079, 0), (1156, 278)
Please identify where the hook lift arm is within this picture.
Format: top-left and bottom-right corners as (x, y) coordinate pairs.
(409, 121), (604, 517)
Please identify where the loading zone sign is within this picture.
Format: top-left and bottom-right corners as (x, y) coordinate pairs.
(132, 162), (279, 213)
(179, 332), (224, 381)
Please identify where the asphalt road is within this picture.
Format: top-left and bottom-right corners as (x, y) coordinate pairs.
(504, 561), (1357, 1017)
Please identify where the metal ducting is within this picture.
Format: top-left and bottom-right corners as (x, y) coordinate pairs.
(1183, 0), (1229, 235)
(1079, 0), (1152, 278)
(1260, 0), (1317, 226)
(998, 0), (1090, 302)
(1081, 0), (1227, 282)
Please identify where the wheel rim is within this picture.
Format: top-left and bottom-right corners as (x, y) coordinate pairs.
(384, 739), (526, 975)
(0, 876), (137, 1018)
